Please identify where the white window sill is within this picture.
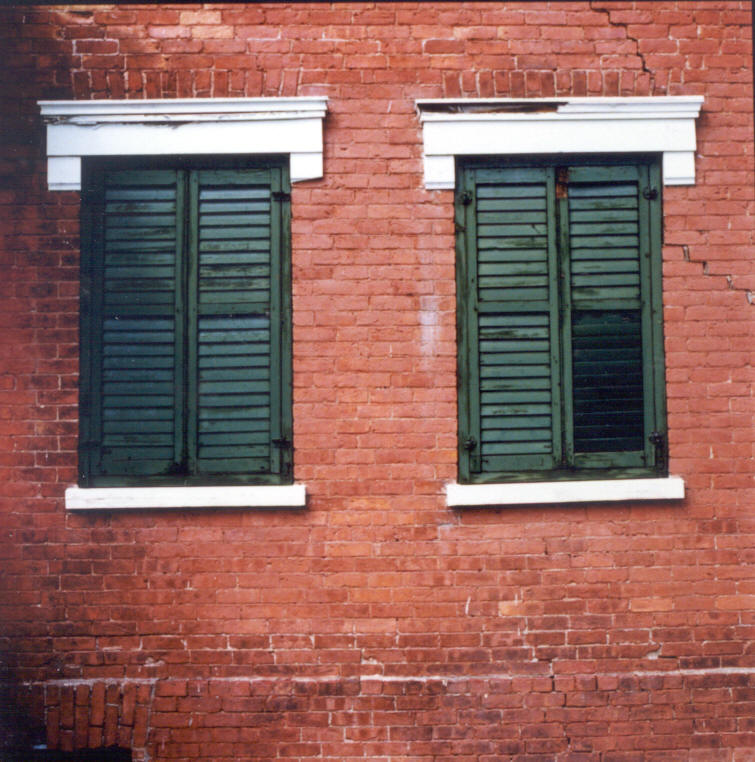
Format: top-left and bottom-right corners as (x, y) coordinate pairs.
(65, 484), (306, 511)
(446, 477), (685, 507)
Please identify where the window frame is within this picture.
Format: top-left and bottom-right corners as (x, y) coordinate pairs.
(455, 153), (668, 486)
(78, 155), (294, 490)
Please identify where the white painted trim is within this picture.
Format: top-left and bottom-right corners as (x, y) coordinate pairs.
(416, 96), (704, 189)
(39, 97), (327, 120)
(39, 97), (328, 190)
(65, 484), (307, 511)
(446, 477), (685, 507)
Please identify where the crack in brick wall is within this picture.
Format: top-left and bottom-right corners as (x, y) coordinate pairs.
(589, 1), (755, 308)
(590, 0), (658, 93)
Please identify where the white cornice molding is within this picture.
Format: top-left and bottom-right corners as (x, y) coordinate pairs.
(416, 96), (704, 189)
(39, 97), (327, 122)
(39, 97), (328, 190)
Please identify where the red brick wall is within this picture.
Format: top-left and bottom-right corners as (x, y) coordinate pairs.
(0, 2), (753, 760)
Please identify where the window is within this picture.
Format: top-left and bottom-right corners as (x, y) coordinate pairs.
(39, 97), (323, 508)
(456, 156), (667, 485)
(78, 157), (292, 488)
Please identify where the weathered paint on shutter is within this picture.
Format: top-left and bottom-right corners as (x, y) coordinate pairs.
(562, 165), (648, 468)
(190, 168), (282, 477)
(457, 158), (665, 483)
(81, 160), (292, 486)
(460, 167), (561, 478)
(94, 169), (184, 479)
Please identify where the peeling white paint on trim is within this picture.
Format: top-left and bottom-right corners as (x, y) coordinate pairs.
(416, 96), (704, 189)
(38, 96), (328, 190)
(65, 484), (307, 510)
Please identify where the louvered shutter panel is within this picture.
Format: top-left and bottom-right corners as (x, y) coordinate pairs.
(90, 169), (183, 479)
(191, 169), (283, 477)
(81, 161), (291, 486)
(458, 159), (664, 483)
(462, 167), (561, 477)
(564, 165), (650, 468)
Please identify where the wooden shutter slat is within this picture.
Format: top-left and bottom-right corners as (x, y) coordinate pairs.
(477, 198), (546, 211)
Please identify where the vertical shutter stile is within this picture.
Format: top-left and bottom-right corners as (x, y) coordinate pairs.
(270, 168), (292, 474)
(459, 167), (481, 477)
(268, 168), (284, 476)
(556, 167), (574, 468)
(647, 159), (666, 470)
(79, 168), (103, 485)
(637, 163), (656, 469)
(185, 170), (199, 476)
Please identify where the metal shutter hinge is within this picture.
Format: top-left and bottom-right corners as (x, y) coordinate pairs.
(649, 431), (667, 469)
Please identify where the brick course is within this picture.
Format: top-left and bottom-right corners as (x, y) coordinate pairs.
(0, 2), (753, 760)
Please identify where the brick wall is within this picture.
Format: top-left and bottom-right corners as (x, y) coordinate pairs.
(0, 2), (753, 760)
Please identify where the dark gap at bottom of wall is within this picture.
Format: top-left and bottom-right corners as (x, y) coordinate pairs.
(4, 748), (131, 762)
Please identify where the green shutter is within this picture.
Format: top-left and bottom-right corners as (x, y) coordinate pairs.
(564, 165), (649, 468)
(192, 168), (282, 477)
(88, 169), (184, 479)
(459, 167), (561, 479)
(80, 160), (292, 486)
(458, 159), (665, 483)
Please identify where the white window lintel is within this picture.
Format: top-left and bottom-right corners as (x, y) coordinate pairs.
(416, 96), (704, 189)
(446, 477), (685, 508)
(39, 96), (328, 190)
(66, 484), (307, 511)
